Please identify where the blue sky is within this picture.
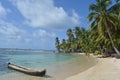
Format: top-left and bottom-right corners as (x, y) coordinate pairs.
(0, 0), (96, 50)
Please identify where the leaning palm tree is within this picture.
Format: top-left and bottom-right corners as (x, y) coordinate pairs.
(87, 0), (120, 55)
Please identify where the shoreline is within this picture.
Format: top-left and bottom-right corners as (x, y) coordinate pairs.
(2, 53), (119, 80)
(65, 56), (120, 80)
(0, 53), (96, 80)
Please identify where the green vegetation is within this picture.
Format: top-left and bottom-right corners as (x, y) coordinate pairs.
(55, 0), (120, 55)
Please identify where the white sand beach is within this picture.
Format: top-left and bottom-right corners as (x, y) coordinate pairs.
(65, 57), (120, 80)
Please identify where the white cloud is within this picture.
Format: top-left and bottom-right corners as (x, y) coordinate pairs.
(10, 0), (80, 29)
(0, 21), (28, 43)
(0, 3), (7, 18)
(0, 1), (56, 49)
(33, 29), (56, 38)
(0, 2), (25, 42)
(32, 29), (56, 49)
(0, 20), (56, 49)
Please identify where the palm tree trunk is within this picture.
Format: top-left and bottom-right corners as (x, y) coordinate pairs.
(107, 29), (120, 55)
(105, 25), (120, 55)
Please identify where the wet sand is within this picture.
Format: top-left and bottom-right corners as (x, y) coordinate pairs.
(0, 73), (45, 80)
(65, 57), (120, 80)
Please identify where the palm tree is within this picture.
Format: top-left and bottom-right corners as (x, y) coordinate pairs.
(67, 28), (74, 42)
(74, 27), (82, 50)
(74, 27), (81, 39)
(66, 28), (74, 52)
(60, 39), (69, 53)
(74, 27), (91, 53)
(80, 29), (91, 53)
(71, 40), (78, 52)
(87, 0), (120, 55)
(55, 37), (60, 52)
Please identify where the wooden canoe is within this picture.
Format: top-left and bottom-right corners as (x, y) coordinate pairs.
(8, 63), (46, 76)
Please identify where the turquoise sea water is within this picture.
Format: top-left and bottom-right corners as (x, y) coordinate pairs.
(0, 50), (81, 74)
(0, 49), (96, 80)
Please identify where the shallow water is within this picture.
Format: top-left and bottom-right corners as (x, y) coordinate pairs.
(0, 50), (96, 80)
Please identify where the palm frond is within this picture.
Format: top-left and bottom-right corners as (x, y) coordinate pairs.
(87, 12), (99, 22)
(103, 0), (111, 7)
(116, 0), (120, 3)
(108, 2), (120, 13)
(106, 13), (118, 30)
(89, 20), (98, 31)
(89, 4), (99, 12)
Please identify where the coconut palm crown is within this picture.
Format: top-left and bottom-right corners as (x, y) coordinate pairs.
(87, 0), (120, 55)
